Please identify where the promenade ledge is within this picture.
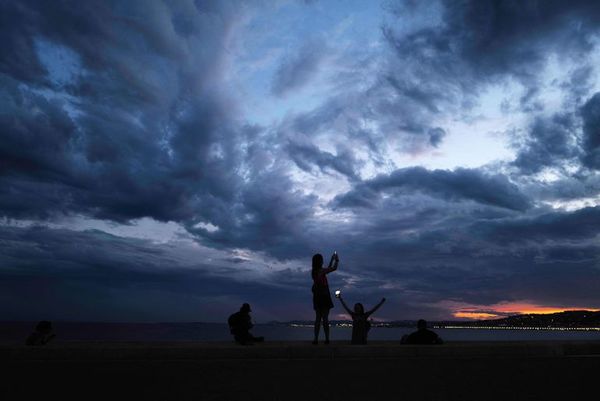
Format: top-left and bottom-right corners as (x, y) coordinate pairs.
(5, 341), (600, 400)
(4, 340), (600, 360)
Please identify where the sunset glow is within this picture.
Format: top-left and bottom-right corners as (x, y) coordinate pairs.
(454, 312), (503, 320)
(452, 302), (600, 320)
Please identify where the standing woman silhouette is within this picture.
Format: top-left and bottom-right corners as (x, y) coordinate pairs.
(311, 252), (339, 344)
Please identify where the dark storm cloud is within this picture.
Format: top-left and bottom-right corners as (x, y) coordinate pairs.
(0, 0), (236, 222)
(271, 40), (328, 97)
(0, 0), (318, 248)
(0, 74), (77, 182)
(518, 172), (600, 203)
(386, 0), (600, 87)
(5, 205), (599, 321)
(512, 112), (579, 174)
(326, 194), (600, 310)
(4, 0), (600, 322)
(333, 167), (531, 211)
(581, 92), (600, 169)
(186, 168), (319, 259)
(509, 89), (600, 196)
(0, 225), (313, 321)
(427, 127), (446, 147)
(0, 1), (335, 293)
(561, 65), (596, 103)
(474, 206), (600, 244)
(286, 139), (361, 180)
(0, 3), (47, 84)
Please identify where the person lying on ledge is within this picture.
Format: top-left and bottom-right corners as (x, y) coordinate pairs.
(401, 319), (443, 344)
(338, 292), (385, 345)
(26, 321), (56, 346)
(228, 303), (264, 345)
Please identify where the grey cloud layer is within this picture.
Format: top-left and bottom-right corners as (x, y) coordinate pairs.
(386, 0), (600, 91)
(581, 93), (600, 169)
(512, 113), (579, 174)
(0, 226), (313, 321)
(0, 0), (319, 259)
(333, 167), (531, 211)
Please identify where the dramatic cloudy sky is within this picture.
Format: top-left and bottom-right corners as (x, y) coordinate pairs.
(3, 0), (600, 322)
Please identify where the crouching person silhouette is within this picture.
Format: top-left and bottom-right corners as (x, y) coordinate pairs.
(26, 321), (56, 346)
(228, 303), (264, 345)
(401, 319), (443, 344)
(338, 293), (385, 344)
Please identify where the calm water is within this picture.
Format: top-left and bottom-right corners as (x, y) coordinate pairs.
(2, 322), (600, 343)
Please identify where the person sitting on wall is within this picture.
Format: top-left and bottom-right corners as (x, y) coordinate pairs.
(26, 321), (56, 346)
(401, 319), (443, 344)
(228, 303), (265, 345)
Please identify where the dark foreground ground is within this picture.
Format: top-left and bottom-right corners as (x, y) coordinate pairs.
(2, 341), (600, 401)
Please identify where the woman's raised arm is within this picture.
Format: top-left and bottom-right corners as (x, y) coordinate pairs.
(324, 253), (339, 273)
(321, 263), (337, 275)
(339, 296), (353, 315)
(366, 298), (386, 317)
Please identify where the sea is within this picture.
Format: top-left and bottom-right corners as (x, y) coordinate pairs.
(2, 322), (600, 343)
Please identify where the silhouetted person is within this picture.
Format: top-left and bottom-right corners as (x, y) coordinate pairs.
(338, 294), (385, 345)
(26, 321), (56, 346)
(228, 303), (264, 345)
(311, 252), (339, 344)
(401, 319), (443, 344)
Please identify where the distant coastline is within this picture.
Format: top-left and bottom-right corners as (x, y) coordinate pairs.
(279, 310), (600, 331)
(4, 310), (600, 331)
(3, 317), (600, 343)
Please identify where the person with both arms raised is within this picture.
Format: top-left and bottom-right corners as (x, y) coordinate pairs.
(338, 292), (386, 345)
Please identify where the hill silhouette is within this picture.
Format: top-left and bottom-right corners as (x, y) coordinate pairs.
(444, 310), (600, 328)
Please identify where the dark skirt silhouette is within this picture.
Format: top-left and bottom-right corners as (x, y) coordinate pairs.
(312, 283), (334, 310)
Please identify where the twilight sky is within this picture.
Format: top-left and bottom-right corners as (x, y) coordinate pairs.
(3, 0), (600, 322)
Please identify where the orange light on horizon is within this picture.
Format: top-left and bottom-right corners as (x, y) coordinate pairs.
(452, 301), (600, 320)
(453, 312), (500, 319)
